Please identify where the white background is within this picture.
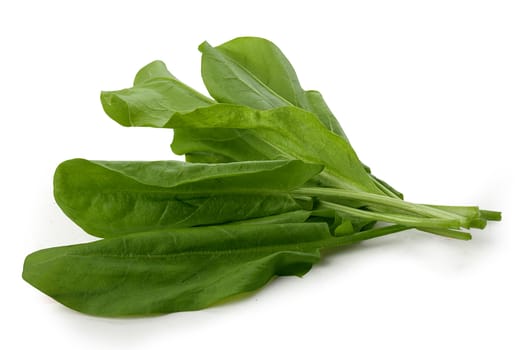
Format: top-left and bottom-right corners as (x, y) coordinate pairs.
(2, 1), (529, 349)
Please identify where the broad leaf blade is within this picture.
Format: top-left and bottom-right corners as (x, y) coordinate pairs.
(101, 61), (214, 127)
(173, 127), (274, 162)
(117, 104), (381, 194)
(23, 223), (329, 316)
(54, 159), (323, 237)
(200, 37), (349, 141)
(200, 37), (309, 109)
(199, 41), (290, 109)
(99, 42), (399, 197)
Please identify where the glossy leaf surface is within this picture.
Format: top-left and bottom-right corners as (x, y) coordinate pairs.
(102, 101), (381, 193)
(54, 158), (322, 237)
(23, 223), (330, 316)
(23, 222), (408, 316)
(101, 60), (214, 127)
(167, 105), (382, 193)
(199, 37), (348, 140)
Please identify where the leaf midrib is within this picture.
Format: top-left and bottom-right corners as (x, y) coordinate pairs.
(30, 241), (325, 267)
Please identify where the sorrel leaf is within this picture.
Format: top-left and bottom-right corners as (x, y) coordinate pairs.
(54, 158), (322, 237)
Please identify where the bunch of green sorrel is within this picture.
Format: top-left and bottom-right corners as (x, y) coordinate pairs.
(23, 37), (501, 317)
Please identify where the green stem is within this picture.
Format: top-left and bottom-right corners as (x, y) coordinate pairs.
(320, 224), (471, 250)
(322, 224), (409, 249)
(426, 204), (480, 218)
(319, 201), (461, 229)
(480, 210), (502, 221)
(417, 227), (472, 240)
(294, 187), (470, 226)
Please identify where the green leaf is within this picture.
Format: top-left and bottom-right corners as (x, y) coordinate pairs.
(99, 50), (396, 197)
(99, 41), (397, 197)
(199, 38), (308, 109)
(102, 101), (381, 193)
(199, 37), (403, 197)
(23, 222), (408, 316)
(101, 60), (214, 127)
(100, 62), (275, 163)
(173, 127), (273, 162)
(100, 60), (280, 165)
(199, 37), (348, 140)
(22, 223), (328, 316)
(170, 105), (381, 193)
(54, 158), (323, 238)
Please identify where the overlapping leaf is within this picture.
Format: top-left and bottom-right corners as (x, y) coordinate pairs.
(22, 37), (501, 318)
(54, 158), (322, 238)
(23, 222), (406, 317)
(199, 37), (348, 140)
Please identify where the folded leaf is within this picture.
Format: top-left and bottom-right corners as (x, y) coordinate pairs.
(101, 60), (214, 127)
(54, 158), (323, 238)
